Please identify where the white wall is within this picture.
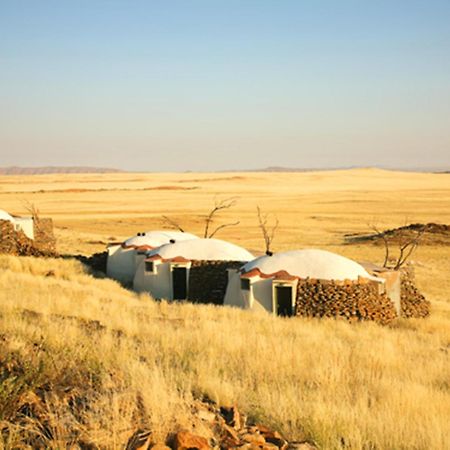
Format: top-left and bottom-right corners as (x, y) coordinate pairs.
(106, 245), (137, 284)
(14, 217), (34, 240)
(134, 260), (173, 300)
(224, 273), (275, 314)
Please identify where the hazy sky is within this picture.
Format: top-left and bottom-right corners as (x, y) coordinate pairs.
(1, 1), (450, 171)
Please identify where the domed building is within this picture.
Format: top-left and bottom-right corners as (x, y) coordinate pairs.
(106, 231), (198, 284)
(224, 249), (397, 323)
(133, 238), (254, 303)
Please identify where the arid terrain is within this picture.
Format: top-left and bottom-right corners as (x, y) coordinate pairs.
(0, 169), (449, 449)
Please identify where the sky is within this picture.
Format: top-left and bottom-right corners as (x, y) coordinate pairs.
(1, 0), (450, 172)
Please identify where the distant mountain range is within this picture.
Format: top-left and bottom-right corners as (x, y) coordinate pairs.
(0, 165), (448, 175)
(0, 166), (125, 175)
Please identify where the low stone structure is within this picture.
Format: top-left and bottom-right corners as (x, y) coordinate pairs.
(295, 278), (397, 325)
(0, 219), (56, 257)
(400, 267), (430, 318)
(187, 260), (246, 305)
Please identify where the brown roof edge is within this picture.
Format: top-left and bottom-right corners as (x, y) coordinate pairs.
(241, 267), (377, 284)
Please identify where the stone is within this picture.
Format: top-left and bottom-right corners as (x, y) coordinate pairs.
(125, 429), (152, 450)
(197, 408), (217, 423)
(220, 424), (241, 448)
(175, 430), (210, 450)
(220, 405), (244, 430)
(241, 433), (265, 445)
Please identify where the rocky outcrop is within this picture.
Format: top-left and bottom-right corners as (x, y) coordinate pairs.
(126, 401), (316, 450)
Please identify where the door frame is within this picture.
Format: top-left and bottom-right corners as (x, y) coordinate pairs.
(271, 280), (298, 316)
(170, 262), (191, 300)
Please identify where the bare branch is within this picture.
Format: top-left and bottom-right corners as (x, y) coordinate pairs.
(162, 215), (185, 233)
(369, 223), (390, 267)
(368, 221), (426, 270)
(257, 206), (279, 255)
(208, 221), (240, 239)
(204, 197), (238, 238)
(22, 200), (40, 223)
(393, 226), (426, 270)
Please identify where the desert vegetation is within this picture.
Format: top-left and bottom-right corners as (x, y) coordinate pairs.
(0, 255), (449, 449)
(0, 169), (449, 449)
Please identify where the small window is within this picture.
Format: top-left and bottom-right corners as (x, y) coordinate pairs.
(240, 278), (251, 291)
(145, 261), (155, 273)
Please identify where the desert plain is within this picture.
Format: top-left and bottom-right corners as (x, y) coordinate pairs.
(0, 168), (449, 449)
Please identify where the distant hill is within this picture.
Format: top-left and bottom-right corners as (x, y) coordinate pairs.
(0, 166), (125, 175)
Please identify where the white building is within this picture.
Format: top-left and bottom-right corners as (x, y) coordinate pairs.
(0, 209), (35, 240)
(133, 238), (254, 302)
(224, 249), (382, 315)
(106, 231), (198, 284)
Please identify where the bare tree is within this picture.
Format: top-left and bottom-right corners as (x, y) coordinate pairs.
(369, 224), (390, 267)
(203, 197), (240, 238)
(393, 225), (426, 270)
(162, 215), (185, 233)
(257, 206), (279, 256)
(369, 222), (426, 270)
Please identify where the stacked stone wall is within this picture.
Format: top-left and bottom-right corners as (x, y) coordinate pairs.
(33, 218), (56, 253)
(188, 260), (245, 305)
(0, 219), (57, 257)
(295, 278), (397, 325)
(400, 267), (430, 318)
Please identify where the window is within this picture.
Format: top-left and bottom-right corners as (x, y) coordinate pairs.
(145, 261), (155, 273)
(240, 278), (250, 291)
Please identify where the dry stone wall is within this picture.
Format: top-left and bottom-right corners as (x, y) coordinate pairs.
(400, 267), (430, 318)
(295, 278), (398, 325)
(188, 260), (245, 305)
(0, 219), (57, 257)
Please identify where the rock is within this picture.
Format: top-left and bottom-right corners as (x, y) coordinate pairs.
(125, 429), (152, 450)
(262, 444), (280, 450)
(241, 433), (265, 445)
(220, 424), (241, 448)
(175, 430), (210, 450)
(220, 406), (244, 430)
(197, 408), (217, 423)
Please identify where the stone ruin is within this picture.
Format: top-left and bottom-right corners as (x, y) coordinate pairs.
(0, 218), (57, 257)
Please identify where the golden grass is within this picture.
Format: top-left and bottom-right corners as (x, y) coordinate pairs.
(0, 255), (449, 449)
(0, 169), (449, 449)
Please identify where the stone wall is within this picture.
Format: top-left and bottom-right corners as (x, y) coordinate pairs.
(188, 260), (245, 305)
(400, 267), (430, 318)
(295, 278), (397, 325)
(0, 219), (57, 257)
(33, 218), (56, 253)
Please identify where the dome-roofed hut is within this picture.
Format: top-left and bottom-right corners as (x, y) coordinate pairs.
(133, 238), (254, 303)
(106, 231), (198, 284)
(224, 249), (397, 323)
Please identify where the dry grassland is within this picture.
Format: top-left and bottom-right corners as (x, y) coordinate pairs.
(0, 169), (449, 449)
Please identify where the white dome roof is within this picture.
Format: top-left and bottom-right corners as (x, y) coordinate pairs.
(242, 249), (374, 281)
(148, 238), (254, 262)
(0, 209), (14, 222)
(123, 231), (198, 248)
